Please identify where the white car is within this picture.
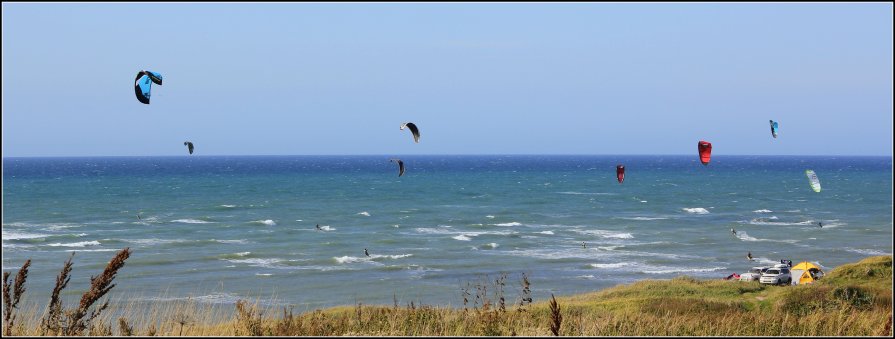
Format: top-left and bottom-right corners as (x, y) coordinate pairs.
(759, 265), (792, 285)
(739, 266), (770, 282)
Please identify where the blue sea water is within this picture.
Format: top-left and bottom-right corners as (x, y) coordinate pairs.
(2, 155), (892, 310)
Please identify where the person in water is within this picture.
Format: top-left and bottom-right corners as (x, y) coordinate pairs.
(316, 224), (322, 231)
(582, 242), (587, 249)
(747, 252), (754, 261)
(818, 222), (823, 228)
(731, 228), (737, 235)
(364, 248), (370, 257)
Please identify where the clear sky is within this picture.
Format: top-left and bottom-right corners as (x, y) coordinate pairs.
(2, 2), (892, 157)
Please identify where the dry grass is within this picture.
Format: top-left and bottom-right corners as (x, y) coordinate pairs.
(2, 254), (892, 336)
(3, 259), (30, 336)
(549, 293), (562, 336)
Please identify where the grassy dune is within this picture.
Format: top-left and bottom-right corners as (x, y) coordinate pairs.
(2, 252), (892, 336)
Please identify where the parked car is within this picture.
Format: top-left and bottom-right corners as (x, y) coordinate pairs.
(759, 265), (792, 285)
(739, 266), (770, 282)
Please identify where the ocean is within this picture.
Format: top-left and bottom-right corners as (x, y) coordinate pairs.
(2, 155), (892, 310)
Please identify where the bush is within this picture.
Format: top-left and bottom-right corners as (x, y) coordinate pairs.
(832, 286), (874, 310)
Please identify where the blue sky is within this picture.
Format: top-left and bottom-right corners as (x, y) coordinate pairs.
(2, 3), (892, 156)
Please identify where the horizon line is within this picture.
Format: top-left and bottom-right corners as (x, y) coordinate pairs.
(3, 153), (893, 159)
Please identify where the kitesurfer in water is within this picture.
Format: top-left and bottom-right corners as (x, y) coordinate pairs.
(316, 224), (322, 231)
(364, 248), (370, 257)
(818, 222), (823, 228)
(731, 228), (737, 235)
(582, 242), (586, 249)
(747, 252), (754, 261)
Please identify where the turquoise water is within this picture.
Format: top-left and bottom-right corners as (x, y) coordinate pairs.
(2, 155), (892, 309)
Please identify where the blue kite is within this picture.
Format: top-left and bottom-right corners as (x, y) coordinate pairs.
(134, 70), (163, 104)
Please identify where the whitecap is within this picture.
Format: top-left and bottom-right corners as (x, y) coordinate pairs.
(640, 200), (648, 203)
(172, 219), (215, 224)
(219, 205), (237, 208)
(590, 263), (630, 269)
(215, 239), (248, 244)
(844, 248), (890, 256)
(44, 223), (82, 230)
(748, 219), (814, 226)
(415, 228), (514, 237)
(145, 292), (245, 305)
(2, 230), (49, 240)
(502, 248), (609, 260)
(357, 211), (371, 216)
(369, 253), (413, 260)
(735, 232), (760, 241)
(128, 238), (185, 245)
(256, 273), (272, 276)
(641, 266), (726, 274)
(225, 258), (284, 269)
(46, 240), (100, 247)
(537, 231), (554, 235)
(318, 225), (335, 231)
(573, 229), (634, 239)
(483, 242), (499, 249)
(753, 209), (773, 213)
(735, 232), (798, 244)
(414, 228), (453, 235)
(752, 257), (780, 265)
(3, 243), (34, 250)
(682, 208), (710, 214)
(619, 217), (668, 221)
(555, 191), (615, 195)
(493, 222), (522, 227)
(485, 215), (496, 219)
(452, 235), (472, 241)
(249, 220), (277, 226)
(334, 256), (370, 264)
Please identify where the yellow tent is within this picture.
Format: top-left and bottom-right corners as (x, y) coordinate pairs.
(791, 261), (825, 285)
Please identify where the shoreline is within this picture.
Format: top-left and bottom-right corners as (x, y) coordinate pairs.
(3, 254), (891, 336)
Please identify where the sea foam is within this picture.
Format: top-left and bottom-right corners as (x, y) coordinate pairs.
(682, 208), (710, 214)
(2, 230), (49, 240)
(250, 220), (277, 226)
(573, 229), (634, 239)
(590, 263), (630, 269)
(46, 240), (100, 247)
(172, 219), (215, 224)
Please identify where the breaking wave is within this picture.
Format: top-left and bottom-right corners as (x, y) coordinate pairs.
(682, 208), (710, 214)
(172, 219), (215, 224)
(249, 220), (277, 226)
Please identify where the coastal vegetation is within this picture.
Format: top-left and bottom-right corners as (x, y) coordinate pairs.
(2, 252), (891, 336)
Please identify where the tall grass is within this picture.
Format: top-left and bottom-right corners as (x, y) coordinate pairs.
(3, 259), (30, 335)
(2, 254), (891, 336)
